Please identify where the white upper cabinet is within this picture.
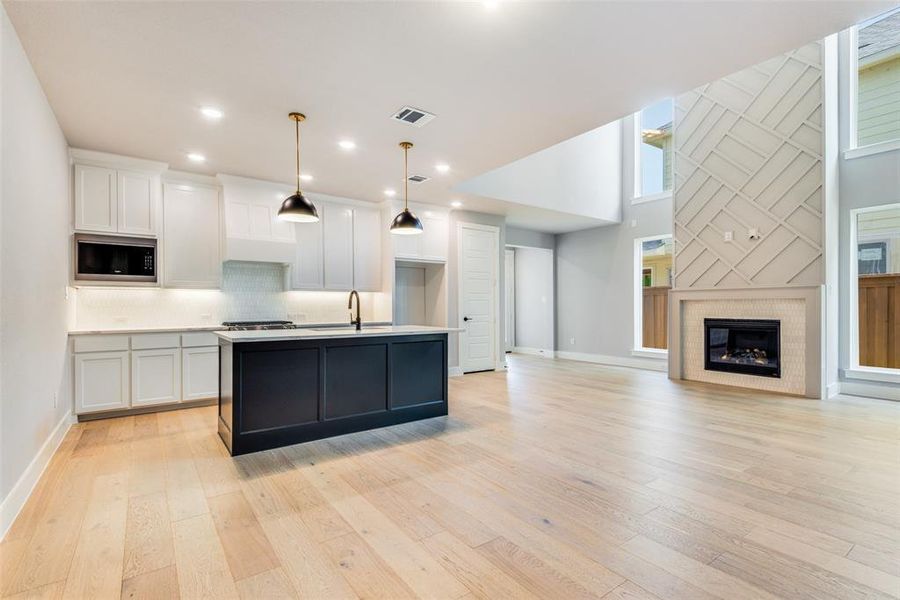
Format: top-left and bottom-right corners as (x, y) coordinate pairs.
(291, 219), (324, 289)
(74, 164), (117, 233)
(117, 170), (155, 235)
(219, 174), (296, 263)
(72, 150), (166, 237)
(323, 203), (355, 290)
(353, 206), (382, 291)
(391, 203), (449, 263)
(163, 182), (221, 289)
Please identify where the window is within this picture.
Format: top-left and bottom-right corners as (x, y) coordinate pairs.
(634, 235), (673, 353)
(852, 205), (900, 371)
(851, 7), (900, 150)
(634, 98), (674, 200)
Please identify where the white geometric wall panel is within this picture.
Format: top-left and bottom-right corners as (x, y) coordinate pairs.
(673, 42), (823, 289)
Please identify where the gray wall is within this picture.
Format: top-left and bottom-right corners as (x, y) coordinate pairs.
(673, 42), (825, 289)
(506, 226), (556, 250)
(1, 6), (73, 506)
(448, 210), (506, 369)
(556, 116), (673, 361)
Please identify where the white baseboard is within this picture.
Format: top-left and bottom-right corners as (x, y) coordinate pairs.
(556, 350), (668, 372)
(1, 412), (75, 540)
(512, 347), (555, 358)
(826, 381), (842, 399)
(838, 380), (900, 402)
(448, 366), (463, 377)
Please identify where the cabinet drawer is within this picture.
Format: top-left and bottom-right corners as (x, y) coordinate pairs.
(73, 335), (130, 353)
(181, 332), (220, 347)
(131, 333), (181, 350)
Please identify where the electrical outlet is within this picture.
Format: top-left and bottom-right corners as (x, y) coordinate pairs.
(200, 313), (212, 321)
(724, 230), (733, 242)
(748, 227), (760, 240)
(631, 219), (637, 228)
(570, 337), (576, 345)
(52, 392), (57, 408)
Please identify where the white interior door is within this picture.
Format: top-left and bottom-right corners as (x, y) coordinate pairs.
(458, 224), (499, 373)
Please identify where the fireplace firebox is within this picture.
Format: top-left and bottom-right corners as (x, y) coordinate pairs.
(704, 318), (781, 378)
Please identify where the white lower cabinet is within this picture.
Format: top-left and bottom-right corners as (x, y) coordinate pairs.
(182, 346), (219, 400)
(75, 351), (130, 414)
(73, 331), (220, 415)
(131, 348), (182, 406)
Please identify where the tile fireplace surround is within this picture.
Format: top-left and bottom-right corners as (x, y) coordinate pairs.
(668, 286), (824, 398)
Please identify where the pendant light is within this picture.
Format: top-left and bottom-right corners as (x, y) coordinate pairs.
(277, 112), (319, 223)
(390, 141), (424, 235)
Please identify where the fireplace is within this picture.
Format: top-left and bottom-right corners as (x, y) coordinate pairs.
(704, 318), (781, 378)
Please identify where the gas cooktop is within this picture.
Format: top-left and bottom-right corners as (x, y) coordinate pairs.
(221, 320), (303, 331)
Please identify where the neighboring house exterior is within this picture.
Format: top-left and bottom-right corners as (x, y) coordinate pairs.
(642, 122), (673, 191)
(858, 10), (900, 146)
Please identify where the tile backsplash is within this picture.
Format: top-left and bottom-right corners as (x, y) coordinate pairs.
(74, 262), (388, 330)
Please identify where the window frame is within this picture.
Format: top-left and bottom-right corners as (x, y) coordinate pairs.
(633, 234), (673, 357)
(842, 18), (900, 159)
(632, 101), (674, 204)
(846, 203), (900, 383)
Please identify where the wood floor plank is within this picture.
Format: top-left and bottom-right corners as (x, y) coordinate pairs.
(322, 532), (418, 600)
(260, 514), (358, 600)
(123, 492), (175, 579)
(234, 567), (297, 600)
(207, 491), (280, 582)
(601, 581), (663, 600)
(61, 472), (129, 599)
(120, 565), (181, 600)
(172, 513), (239, 600)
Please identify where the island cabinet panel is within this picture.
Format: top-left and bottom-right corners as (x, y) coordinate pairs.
(240, 348), (320, 432)
(390, 340), (445, 409)
(218, 333), (448, 455)
(324, 344), (388, 419)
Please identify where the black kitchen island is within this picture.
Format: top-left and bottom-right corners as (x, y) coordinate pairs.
(216, 326), (451, 455)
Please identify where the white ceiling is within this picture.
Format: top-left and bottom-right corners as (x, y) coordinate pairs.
(5, 1), (893, 232)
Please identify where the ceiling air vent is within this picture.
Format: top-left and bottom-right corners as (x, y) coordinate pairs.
(407, 175), (430, 184)
(391, 106), (436, 128)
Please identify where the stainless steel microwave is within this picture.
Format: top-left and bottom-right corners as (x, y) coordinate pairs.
(74, 233), (157, 283)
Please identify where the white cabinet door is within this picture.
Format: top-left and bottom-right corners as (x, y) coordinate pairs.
(74, 164), (117, 233)
(292, 220), (324, 289)
(117, 170), (155, 236)
(75, 351), (129, 414)
(353, 207), (382, 291)
(132, 348), (182, 407)
(421, 213), (448, 262)
(182, 346), (219, 401)
(393, 228), (421, 260)
(163, 183), (221, 288)
(323, 203), (354, 290)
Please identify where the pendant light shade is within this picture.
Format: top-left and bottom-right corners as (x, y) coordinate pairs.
(278, 112), (319, 223)
(390, 141), (423, 235)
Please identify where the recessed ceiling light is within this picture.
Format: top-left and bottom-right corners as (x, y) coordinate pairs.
(187, 152), (206, 163)
(435, 163), (450, 173)
(483, 1), (499, 10)
(200, 106), (224, 120)
(384, 189), (396, 197)
(451, 200), (463, 208)
(338, 140), (356, 150)
(300, 173), (313, 182)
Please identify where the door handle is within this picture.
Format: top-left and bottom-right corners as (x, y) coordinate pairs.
(463, 316), (471, 322)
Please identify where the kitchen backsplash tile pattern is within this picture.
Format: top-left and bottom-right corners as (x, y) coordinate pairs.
(74, 262), (385, 330)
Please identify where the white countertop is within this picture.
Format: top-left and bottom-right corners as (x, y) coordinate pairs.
(216, 325), (460, 343)
(68, 321), (393, 336)
(68, 325), (225, 336)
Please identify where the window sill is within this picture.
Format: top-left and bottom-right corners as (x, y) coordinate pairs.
(632, 191), (672, 205)
(843, 139), (900, 160)
(842, 367), (900, 385)
(631, 348), (668, 360)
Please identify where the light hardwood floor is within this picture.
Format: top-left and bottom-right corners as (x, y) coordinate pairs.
(2, 354), (899, 599)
